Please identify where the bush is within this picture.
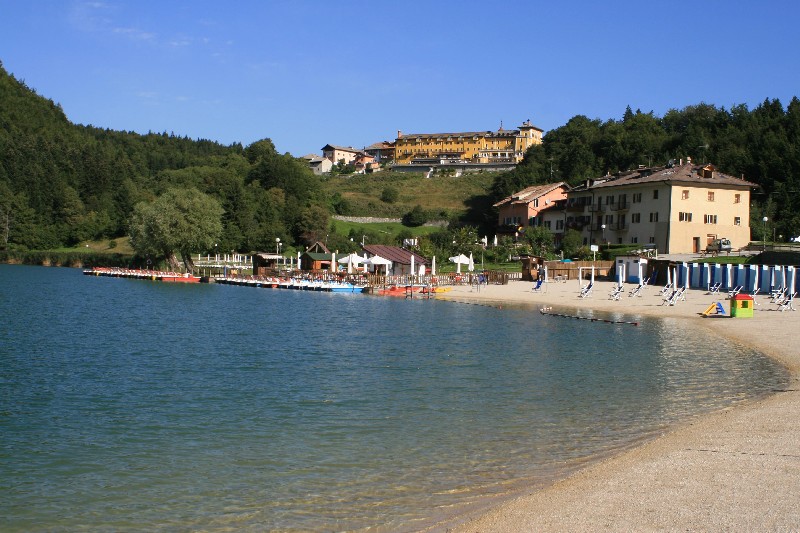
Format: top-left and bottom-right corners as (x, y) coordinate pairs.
(380, 186), (399, 204)
(402, 205), (428, 227)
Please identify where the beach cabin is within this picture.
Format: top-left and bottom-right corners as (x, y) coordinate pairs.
(615, 256), (648, 284)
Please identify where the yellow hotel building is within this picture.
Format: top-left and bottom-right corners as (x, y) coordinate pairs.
(394, 120), (543, 166)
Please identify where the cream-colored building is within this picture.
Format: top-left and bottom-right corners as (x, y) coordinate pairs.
(394, 120), (543, 166)
(321, 144), (362, 165)
(564, 161), (755, 254)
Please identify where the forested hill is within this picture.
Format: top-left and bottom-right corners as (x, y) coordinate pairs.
(0, 62), (326, 253)
(490, 100), (800, 239)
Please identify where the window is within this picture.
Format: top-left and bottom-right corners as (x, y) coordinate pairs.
(734, 216), (741, 226)
(707, 191), (715, 202)
(650, 212), (659, 222)
(633, 192), (642, 203)
(544, 220), (551, 229)
(649, 236), (655, 244)
(556, 220), (564, 230)
(704, 214), (718, 224)
(605, 214), (614, 224)
(631, 213), (641, 223)
(631, 236), (638, 244)
(653, 190), (659, 199)
(679, 212), (693, 222)
(681, 190), (690, 200)
(533, 198), (539, 208)
(734, 193), (741, 204)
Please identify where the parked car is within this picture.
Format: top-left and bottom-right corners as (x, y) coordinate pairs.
(706, 238), (732, 254)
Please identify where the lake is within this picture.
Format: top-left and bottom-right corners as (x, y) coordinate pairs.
(0, 264), (788, 531)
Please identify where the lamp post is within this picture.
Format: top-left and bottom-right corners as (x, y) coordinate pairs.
(762, 217), (768, 251)
(275, 237), (281, 255)
(601, 224), (606, 247)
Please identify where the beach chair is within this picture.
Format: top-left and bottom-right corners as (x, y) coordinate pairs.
(662, 286), (686, 306)
(660, 282), (673, 296)
(628, 283), (644, 297)
(531, 278), (544, 292)
(778, 293), (797, 311)
(727, 285), (743, 298)
(707, 282), (721, 295)
(608, 284), (624, 300)
(770, 286), (786, 303)
(579, 282), (593, 298)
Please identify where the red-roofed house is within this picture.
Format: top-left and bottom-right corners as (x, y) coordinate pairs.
(494, 182), (570, 231)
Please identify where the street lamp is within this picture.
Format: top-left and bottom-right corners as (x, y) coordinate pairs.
(601, 224), (606, 246)
(275, 237), (281, 255)
(762, 217), (768, 250)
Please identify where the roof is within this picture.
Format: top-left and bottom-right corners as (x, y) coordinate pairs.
(364, 141), (395, 150)
(321, 144), (362, 154)
(493, 182), (569, 208)
(588, 163), (757, 190)
(362, 245), (428, 265)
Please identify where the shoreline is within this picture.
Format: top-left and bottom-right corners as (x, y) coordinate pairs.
(429, 279), (800, 531)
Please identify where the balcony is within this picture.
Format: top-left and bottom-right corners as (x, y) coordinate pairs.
(613, 201), (629, 211)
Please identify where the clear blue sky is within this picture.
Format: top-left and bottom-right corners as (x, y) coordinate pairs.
(2, 1), (799, 156)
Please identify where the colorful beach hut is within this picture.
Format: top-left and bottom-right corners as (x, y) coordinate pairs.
(730, 293), (754, 318)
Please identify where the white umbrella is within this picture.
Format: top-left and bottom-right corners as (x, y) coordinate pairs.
(330, 252), (336, 273)
(410, 254), (415, 280)
(419, 264), (425, 276)
(666, 266), (671, 288)
(338, 253), (363, 265)
(297, 251), (301, 271)
(365, 255), (391, 275)
(449, 254), (469, 274)
(493, 235), (498, 247)
(431, 256), (437, 276)
(467, 252), (474, 272)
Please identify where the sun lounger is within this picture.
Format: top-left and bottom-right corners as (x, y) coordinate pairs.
(531, 278), (544, 292)
(777, 292), (796, 311)
(628, 283), (644, 297)
(579, 282), (593, 298)
(770, 287), (786, 303)
(727, 285), (743, 298)
(661, 286), (686, 306)
(707, 282), (721, 294)
(660, 282), (673, 296)
(608, 284), (624, 300)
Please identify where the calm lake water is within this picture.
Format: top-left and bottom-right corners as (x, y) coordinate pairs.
(0, 264), (789, 531)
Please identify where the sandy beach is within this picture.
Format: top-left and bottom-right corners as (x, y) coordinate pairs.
(431, 278), (800, 531)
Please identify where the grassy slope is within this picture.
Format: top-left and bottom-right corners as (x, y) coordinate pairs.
(322, 170), (494, 218)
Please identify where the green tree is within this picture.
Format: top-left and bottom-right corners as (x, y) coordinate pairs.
(522, 225), (554, 257)
(559, 228), (583, 259)
(129, 188), (223, 271)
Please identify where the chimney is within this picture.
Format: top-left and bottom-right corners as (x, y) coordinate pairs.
(397, 130), (402, 139)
